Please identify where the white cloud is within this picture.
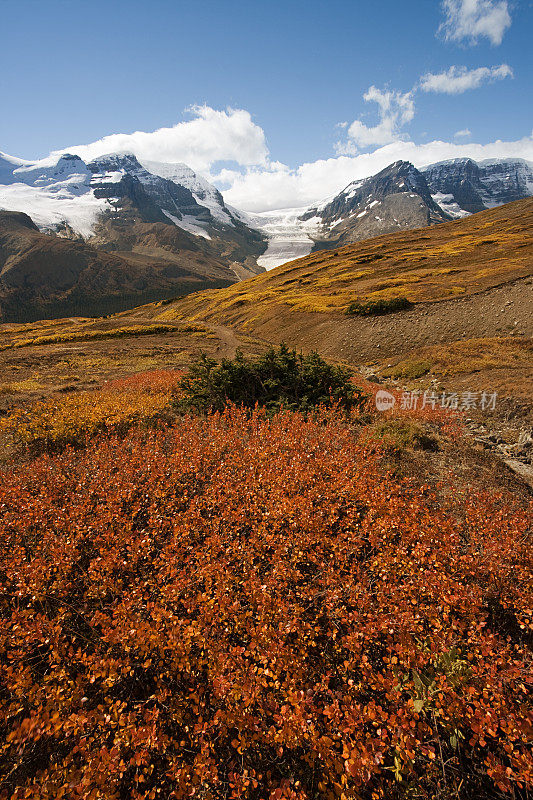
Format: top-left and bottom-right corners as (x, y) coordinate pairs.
(57, 105), (269, 173)
(439, 0), (512, 45)
(454, 128), (472, 137)
(222, 135), (533, 212)
(337, 86), (415, 151)
(420, 64), (513, 94)
(16, 102), (531, 218)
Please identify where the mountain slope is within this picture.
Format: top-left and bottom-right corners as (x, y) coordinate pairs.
(0, 210), (240, 322)
(0, 151), (267, 276)
(149, 199), (533, 363)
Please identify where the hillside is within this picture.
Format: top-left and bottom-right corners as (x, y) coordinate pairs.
(3, 150), (532, 281)
(147, 199), (532, 358)
(0, 210), (243, 322)
(2, 199), (530, 419)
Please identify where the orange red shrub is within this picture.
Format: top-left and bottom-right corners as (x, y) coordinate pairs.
(0, 408), (531, 799)
(0, 370), (183, 451)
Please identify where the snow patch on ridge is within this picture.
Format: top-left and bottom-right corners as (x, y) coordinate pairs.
(162, 210), (212, 240)
(0, 182), (110, 238)
(431, 192), (470, 218)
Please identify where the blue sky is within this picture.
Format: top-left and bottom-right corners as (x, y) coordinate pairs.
(1, 0), (532, 210)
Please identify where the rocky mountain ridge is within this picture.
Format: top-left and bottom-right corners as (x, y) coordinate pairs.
(301, 160), (451, 250)
(0, 150), (267, 272)
(251, 157), (533, 267)
(422, 157), (533, 214)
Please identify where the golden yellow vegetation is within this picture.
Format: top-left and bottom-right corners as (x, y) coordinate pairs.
(0, 323), (209, 352)
(162, 199), (533, 321)
(380, 337), (533, 378)
(0, 370), (182, 451)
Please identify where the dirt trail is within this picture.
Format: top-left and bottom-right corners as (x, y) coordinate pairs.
(203, 322), (242, 358)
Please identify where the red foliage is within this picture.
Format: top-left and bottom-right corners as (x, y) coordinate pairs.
(105, 369), (184, 393)
(0, 408), (531, 799)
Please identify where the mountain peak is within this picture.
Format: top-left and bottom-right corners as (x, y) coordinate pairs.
(423, 157), (533, 214)
(87, 153), (148, 178)
(296, 159), (447, 251)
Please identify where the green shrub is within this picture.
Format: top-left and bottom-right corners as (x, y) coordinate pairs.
(178, 343), (368, 414)
(385, 359), (432, 379)
(371, 418), (440, 452)
(346, 297), (414, 316)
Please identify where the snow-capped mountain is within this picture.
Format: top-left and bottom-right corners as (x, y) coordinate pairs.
(1, 146), (532, 288)
(301, 160), (450, 247)
(140, 160), (235, 226)
(0, 150), (266, 265)
(422, 158), (533, 215)
(0, 151), (269, 322)
(249, 157), (533, 268)
(0, 152), (109, 237)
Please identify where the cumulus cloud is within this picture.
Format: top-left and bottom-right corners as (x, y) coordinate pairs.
(336, 87), (415, 152)
(439, 0), (512, 45)
(420, 64), (513, 94)
(58, 105), (269, 173)
(454, 128), (472, 137)
(39, 102), (531, 216)
(222, 135), (533, 212)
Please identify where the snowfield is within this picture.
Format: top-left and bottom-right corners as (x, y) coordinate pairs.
(242, 208), (322, 270)
(1, 149), (532, 271)
(0, 181), (111, 238)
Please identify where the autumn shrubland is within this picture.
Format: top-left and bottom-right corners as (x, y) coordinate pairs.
(0, 201), (532, 800)
(0, 360), (532, 800)
(379, 338), (533, 380)
(0, 346), (364, 454)
(0, 323), (205, 353)
(0, 370), (183, 454)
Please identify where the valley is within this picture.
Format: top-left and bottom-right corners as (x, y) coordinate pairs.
(0, 156), (532, 800)
(1, 197), (531, 475)
(1, 151), (532, 320)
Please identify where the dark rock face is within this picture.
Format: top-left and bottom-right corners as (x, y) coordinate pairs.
(88, 154), (208, 222)
(302, 161), (450, 249)
(423, 158), (533, 214)
(91, 174), (171, 224)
